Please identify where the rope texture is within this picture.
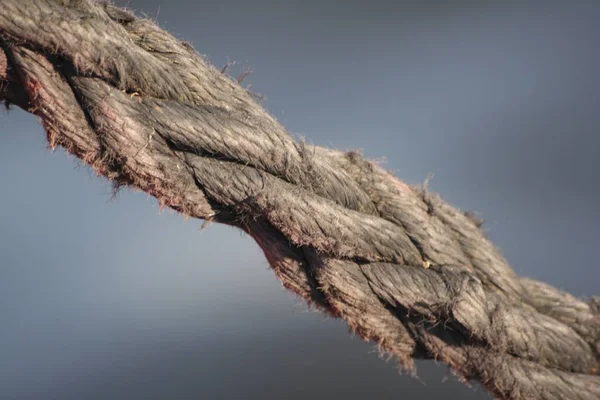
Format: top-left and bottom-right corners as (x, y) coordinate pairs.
(0, 2), (598, 398)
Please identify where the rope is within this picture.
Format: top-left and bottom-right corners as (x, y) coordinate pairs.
(1, 2), (598, 398)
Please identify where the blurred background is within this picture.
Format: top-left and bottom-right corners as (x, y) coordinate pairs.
(1, 0), (599, 399)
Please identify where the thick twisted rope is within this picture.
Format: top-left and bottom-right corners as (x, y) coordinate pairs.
(1, 1), (598, 399)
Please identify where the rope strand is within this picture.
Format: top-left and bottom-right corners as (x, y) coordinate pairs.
(1, 2), (598, 398)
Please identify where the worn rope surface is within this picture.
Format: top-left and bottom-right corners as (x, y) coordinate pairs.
(1, 1), (599, 399)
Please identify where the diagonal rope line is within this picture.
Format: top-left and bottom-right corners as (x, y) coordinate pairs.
(0, 2), (598, 399)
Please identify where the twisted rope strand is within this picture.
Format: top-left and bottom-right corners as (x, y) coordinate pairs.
(1, 2), (598, 399)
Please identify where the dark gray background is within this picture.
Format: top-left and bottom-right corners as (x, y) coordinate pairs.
(1, 1), (598, 399)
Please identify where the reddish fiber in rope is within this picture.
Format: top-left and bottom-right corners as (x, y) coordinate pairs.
(0, 2), (598, 399)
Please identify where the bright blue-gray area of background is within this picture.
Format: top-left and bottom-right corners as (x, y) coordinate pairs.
(0, 1), (598, 399)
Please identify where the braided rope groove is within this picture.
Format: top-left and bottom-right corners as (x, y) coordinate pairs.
(0, 1), (598, 398)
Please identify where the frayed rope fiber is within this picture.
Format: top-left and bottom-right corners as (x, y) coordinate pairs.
(1, 1), (598, 398)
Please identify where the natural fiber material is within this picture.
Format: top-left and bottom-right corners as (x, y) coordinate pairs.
(1, 2), (598, 398)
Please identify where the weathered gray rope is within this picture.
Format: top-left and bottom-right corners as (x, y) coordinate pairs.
(1, 1), (598, 398)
